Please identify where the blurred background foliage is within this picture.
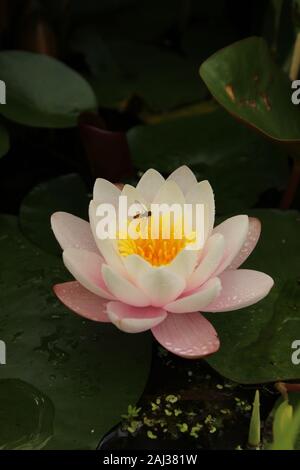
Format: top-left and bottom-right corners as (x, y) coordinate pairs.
(1, 0), (300, 450)
(0, 0), (298, 215)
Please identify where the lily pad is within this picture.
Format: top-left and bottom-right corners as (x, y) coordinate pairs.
(128, 108), (289, 213)
(73, 33), (207, 111)
(19, 174), (90, 255)
(205, 209), (300, 384)
(0, 215), (152, 449)
(200, 37), (300, 158)
(0, 51), (97, 128)
(0, 124), (9, 158)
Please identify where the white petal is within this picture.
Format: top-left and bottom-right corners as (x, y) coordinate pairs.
(213, 215), (249, 275)
(62, 248), (114, 300)
(185, 180), (215, 240)
(89, 201), (127, 276)
(167, 249), (198, 280)
(106, 301), (167, 333)
(121, 184), (150, 209)
(167, 165), (197, 195)
(153, 180), (185, 206)
(187, 233), (224, 290)
(51, 212), (99, 254)
(93, 178), (121, 208)
(102, 264), (150, 307)
(165, 277), (221, 313)
(136, 169), (165, 202)
(139, 269), (185, 307)
(123, 254), (151, 281)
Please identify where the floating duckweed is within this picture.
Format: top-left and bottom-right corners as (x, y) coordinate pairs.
(209, 425), (217, 434)
(204, 414), (213, 424)
(158, 419), (167, 428)
(235, 397), (252, 413)
(216, 384), (224, 390)
(220, 408), (231, 415)
(121, 405), (141, 419)
(143, 417), (155, 427)
(151, 402), (159, 411)
(165, 394), (178, 403)
(156, 398), (161, 405)
(165, 408), (172, 416)
(177, 423), (188, 433)
(224, 381), (237, 389)
(190, 423), (203, 438)
(174, 408), (182, 417)
(147, 430), (158, 440)
(127, 420), (141, 434)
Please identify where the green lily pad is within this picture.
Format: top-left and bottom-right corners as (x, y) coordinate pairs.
(128, 108), (289, 213)
(200, 37), (300, 158)
(0, 379), (54, 450)
(205, 209), (300, 384)
(19, 174), (90, 256)
(0, 124), (9, 158)
(0, 51), (97, 128)
(0, 215), (152, 449)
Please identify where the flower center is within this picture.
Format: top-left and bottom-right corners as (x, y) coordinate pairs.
(117, 215), (195, 267)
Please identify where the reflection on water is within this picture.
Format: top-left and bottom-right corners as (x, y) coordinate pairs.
(0, 378), (54, 449)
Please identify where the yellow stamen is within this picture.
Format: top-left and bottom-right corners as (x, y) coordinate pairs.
(118, 215), (195, 267)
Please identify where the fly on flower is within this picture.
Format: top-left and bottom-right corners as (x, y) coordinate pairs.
(131, 200), (152, 220)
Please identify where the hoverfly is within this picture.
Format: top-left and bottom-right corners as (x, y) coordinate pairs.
(131, 200), (152, 220)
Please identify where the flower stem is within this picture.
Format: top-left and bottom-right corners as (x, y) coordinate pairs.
(290, 31), (300, 80)
(280, 158), (300, 209)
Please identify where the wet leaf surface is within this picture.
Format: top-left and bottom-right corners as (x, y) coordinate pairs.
(205, 210), (300, 383)
(0, 215), (152, 449)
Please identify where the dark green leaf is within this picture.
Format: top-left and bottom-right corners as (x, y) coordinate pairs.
(128, 108), (289, 213)
(205, 210), (300, 384)
(200, 37), (300, 158)
(73, 34), (207, 111)
(19, 174), (90, 255)
(0, 215), (152, 449)
(0, 51), (97, 128)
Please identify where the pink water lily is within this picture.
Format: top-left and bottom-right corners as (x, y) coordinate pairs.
(51, 166), (274, 359)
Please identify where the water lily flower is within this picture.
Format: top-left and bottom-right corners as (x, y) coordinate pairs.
(51, 166), (274, 359)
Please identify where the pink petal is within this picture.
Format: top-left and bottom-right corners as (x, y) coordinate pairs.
(106, 301), (167, 333)
(63, 248), (114, 299)
(227, 217), (261, 270)
(165, 277), (221, 313)
(53, 281), (109, 322)
(202, 269), (274, 312)
(51, 212), (99, 254)
(152, 312), (220, 358)
(213, 215), (249, 275)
